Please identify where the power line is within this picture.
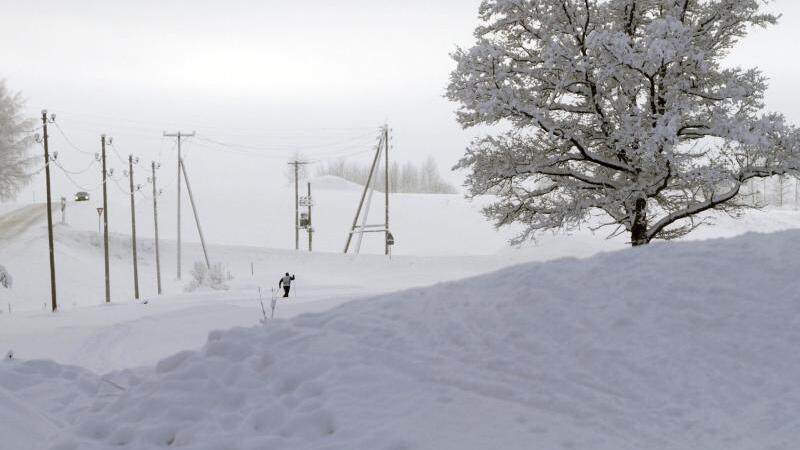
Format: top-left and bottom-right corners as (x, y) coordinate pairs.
(53, 157), (96, 175)
(55, 166), (104, 192)
(111, 176), (131, 196)
(194, 131), (377, 154)
(47, 109), (378, 136)
(108, 142), (129, 165)
(52, 122), (96, 156)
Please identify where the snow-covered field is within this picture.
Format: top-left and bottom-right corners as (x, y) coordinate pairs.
(2, 177), (800, 449)
(4, 230), (800, 449)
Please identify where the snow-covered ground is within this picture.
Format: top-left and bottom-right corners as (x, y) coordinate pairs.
(3, 230), (800, 449)
(2, 177), (800, 449)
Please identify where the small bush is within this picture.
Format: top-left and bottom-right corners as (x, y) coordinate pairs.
(0, 265), (12, 289)
(185, 262), (229, 292)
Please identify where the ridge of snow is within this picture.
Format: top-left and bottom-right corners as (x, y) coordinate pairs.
(307, 175), (364, 192)
(44, 230), (800, 450)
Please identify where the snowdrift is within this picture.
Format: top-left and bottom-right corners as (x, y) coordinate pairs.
(35, 231), (800, 449)
(307, 175), (364, 192)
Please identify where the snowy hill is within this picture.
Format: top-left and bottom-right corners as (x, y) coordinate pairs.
(3, 230), (799, 449)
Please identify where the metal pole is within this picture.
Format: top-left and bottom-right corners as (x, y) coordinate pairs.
(307, 182), (312, 252)
(128, 155), (140, 300)
(41, 110), (57, 312)
(384, 125), (390, 256)
(101, 135), (111, 303)
(152, 162), (162, 295)
(179, 158), (211, 268)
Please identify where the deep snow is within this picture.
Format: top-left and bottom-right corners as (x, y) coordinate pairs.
(3, 177), (800, 449)
(1, 230), (798, 449)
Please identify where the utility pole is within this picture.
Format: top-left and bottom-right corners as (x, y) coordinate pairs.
(40, 110), (57, 312)
(128, 155), (140, 300)
(384, 125), (390, 256)
(152, 162), (162, 295)
(288, 160), (309, 251)
(179, 158), (211, 268)
(163, 131), (195, 279)
(101, 135), (111, 304)
(344, 132), (384, 254)
(307, 182), (313, 252)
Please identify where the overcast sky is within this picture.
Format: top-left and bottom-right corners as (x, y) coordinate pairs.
(2, 0), (799, 200)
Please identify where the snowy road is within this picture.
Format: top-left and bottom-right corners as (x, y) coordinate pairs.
(0, 203), (47, 245)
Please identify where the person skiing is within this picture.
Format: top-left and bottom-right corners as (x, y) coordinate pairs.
(278, 272), (295, 298)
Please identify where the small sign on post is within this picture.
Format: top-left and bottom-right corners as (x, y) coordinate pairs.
(96, 207), (104, 234)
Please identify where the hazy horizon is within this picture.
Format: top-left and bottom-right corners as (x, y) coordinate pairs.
(3, 0), (799, 203)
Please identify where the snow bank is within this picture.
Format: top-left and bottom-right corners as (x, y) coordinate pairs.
(45, 231), (800, 449)
(0, 358), (104, 450)
(307, 175), (364, 191)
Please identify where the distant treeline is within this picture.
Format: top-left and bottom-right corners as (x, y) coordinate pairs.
(316, 156), (458, 194)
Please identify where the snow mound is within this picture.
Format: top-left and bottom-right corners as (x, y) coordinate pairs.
(51, 231), (800, 450)
(308, 175), (364, 191)
(0, 386), (58, 450)
(0, 358), (105, 450)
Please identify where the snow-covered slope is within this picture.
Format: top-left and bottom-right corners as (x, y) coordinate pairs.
(27, 230), (800, 450)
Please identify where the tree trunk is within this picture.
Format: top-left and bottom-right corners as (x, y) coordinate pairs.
(630, 198), (648, 247)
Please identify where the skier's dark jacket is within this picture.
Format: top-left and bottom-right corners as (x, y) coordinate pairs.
(279, 274), (295, 287)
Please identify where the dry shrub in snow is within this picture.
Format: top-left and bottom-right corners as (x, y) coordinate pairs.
(0, 264), (11, 289)
(185, 262), (229, 292)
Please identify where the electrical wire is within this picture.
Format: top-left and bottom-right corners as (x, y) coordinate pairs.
(108, 142), (129, 166)
(52, 122), (96, 156)
(111, 176), (132, 196)
(53, 158), (97, 175)
(26, 161), (52, 177)
(194, 131), (377, 154)
(54, 166), (104, 192)
(51, 109), (378, 137)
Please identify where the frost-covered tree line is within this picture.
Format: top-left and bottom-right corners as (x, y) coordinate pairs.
(449, 0), (800, 246)
(740, 175), (800, 208)
(316, 156), (458, 194)
(0, 80), (35, 200)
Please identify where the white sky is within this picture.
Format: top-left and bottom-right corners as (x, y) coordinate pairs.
(2, 0), (799, 200)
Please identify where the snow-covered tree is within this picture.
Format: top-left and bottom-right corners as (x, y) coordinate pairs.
(0, 80), (35, 200)
(448, 0), (800, 246)
(284, 151), (309, 186)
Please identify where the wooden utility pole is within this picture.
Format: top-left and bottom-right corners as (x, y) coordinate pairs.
(344, 132), (384, 254)
(288, 161), (309, 251)
(101, 135), (111, 304)
(307, 182), (313, 252)
(41, 110), (58, 312)
(128, 155), (140, 300)
(384, 125), (390, 256)
(179, 158), (211, 268)
(152, 162), (162, 295)
(294, 163), (299, 250)
(163, 131), (195, 279)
